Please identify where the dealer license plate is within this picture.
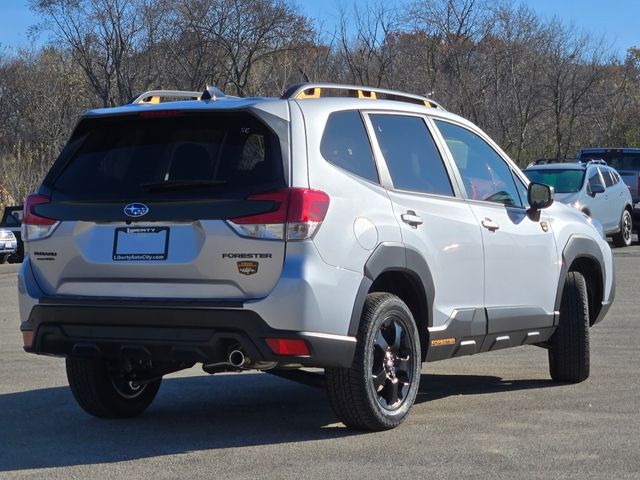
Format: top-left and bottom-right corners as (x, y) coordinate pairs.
(112, 226), (169, 261)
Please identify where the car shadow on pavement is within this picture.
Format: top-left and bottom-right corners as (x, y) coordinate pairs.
(416, 373), (557, 403)
(0, 371), (558, 471)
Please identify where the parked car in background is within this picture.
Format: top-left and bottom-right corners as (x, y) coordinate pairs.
(524, 159), (633, 246)
(0, 228), (18, 263)
(0, 206), (24, 263)
(577, 148), (640, 228)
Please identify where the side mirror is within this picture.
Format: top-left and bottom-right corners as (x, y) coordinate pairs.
(528, 182), (554, 210)
(590, 183), (605, 196)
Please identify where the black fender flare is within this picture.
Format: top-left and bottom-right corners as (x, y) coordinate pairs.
(555, 235), (612, 325)
(348, 242), (435, 336)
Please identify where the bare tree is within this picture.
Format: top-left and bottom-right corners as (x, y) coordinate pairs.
(179, 0), (314, 96)
(0, 47), (87, 202)
(540, 20), (606, 158)
(31, 0), (170, 106)
(337, 2), (403, 88)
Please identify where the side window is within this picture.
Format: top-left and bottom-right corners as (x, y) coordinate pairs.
(601, 168), (615, 188)
(320, 111), (378, 183)
(434, 120), (522, 207)
(588, 170), (603, 191)
(368, 114), (453, 196)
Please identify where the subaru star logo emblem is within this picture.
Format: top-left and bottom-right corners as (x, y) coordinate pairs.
(124, 203), (149, 218)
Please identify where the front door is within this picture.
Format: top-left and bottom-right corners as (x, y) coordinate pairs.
(433, 119), (559, 342)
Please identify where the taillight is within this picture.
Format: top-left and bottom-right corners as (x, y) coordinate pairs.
(228, 188), (330, 241)
(23, 194), (59, 241)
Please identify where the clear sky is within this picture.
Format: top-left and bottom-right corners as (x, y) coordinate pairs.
(1, 0), (638, 58)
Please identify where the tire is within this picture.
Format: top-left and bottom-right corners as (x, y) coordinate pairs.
(612, 209), (632, 247)
(325, 292), (421, 431)
(66, 357), (162, 418)
(0, 255), (7, 264)
(548, 271), (590, 383)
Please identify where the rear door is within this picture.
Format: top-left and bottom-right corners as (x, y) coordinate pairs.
(30, 110), (288, 300)
(433, 119), (558, 338)
(365, 112), (486, 340)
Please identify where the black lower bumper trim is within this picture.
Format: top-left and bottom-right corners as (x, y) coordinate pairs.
(22, 300), (356, 368)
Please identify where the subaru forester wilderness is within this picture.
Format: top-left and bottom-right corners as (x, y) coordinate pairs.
(18, 84), (615, 430)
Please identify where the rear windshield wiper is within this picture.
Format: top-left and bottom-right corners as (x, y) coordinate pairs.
(141, 180), (227, 192)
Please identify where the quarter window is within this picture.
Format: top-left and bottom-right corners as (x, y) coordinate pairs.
(320, 111), (378, 183)
(369, 114), (453, 196)
(435, 120), (522, 207)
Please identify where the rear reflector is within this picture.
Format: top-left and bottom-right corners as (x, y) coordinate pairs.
(265, 338), (310, 356)
(228, 188), (330, 241)
(22, 330), (34, 348)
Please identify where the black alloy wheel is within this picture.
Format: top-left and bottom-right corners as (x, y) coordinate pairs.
(371, 316), (416, 411)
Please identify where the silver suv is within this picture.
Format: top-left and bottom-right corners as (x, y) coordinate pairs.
(18, 84), (615, 430)
(524, 160), (633, 247)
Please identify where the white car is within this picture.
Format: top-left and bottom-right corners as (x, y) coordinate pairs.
(0, 228), (18, 263)
(524, 160), (634, 247)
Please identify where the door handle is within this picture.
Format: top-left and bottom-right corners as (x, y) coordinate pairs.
(481, 218), (500, 232)
(401, 211), (423, 227)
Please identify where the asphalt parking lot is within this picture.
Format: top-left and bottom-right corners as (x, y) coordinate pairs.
(1, 243), (639, 479)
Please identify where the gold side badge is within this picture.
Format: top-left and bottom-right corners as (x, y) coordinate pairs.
(237, 261), (259, 275)
(431, 338), (456, 347)
(540, 221), (549, 232)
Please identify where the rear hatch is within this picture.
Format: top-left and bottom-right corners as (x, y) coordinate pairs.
(28, 109), (289, 300)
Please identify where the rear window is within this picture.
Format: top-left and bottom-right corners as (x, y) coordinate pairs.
(524, 168), (585, 193)
(45, 112), (285, 200)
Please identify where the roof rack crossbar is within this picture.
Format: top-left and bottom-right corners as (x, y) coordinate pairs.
(281, 83), (444, 110)
(130, 90), (202, 104)
(583, 159), (608, 166)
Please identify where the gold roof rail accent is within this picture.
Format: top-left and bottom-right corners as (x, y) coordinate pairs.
(296, 87), (321, 99)
(130, 90), (202, 104)
(281, 83), (444, 110)
(357, 89), (376, 99)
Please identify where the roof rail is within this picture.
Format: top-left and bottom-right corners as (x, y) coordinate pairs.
(281, 83), (444, 110)
(130, 90), (202, 104)
(526, 157), (609, 168)
(581, 158), (608, 166)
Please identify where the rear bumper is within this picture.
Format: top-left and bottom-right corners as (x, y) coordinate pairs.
(20, 297), (356, 368)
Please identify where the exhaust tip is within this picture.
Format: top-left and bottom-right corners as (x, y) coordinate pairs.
(228, 349), (246, 368)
